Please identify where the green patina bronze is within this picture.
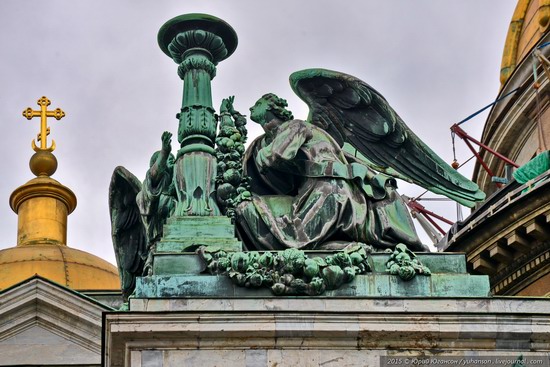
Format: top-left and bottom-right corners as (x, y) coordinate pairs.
(109, 132), (177, 300)
(109, 13), (490, 299)
(237, 93), (427, 252)
(158, 13), (238, 216)
(198, 243), (373, 296)
(109, 14), (242, 299)
(385, 243), (431, 281)
(233, 70), (485, 252)
(134, 252), (490, 298)
(215, 96), (251, 221)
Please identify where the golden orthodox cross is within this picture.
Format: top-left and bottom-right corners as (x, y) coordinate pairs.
(22, 96), (65, 152)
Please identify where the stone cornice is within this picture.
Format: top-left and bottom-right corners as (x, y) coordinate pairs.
(105, 297), (550, 367)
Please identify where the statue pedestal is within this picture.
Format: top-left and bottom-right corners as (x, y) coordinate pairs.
(139, 252), (490, 298)
(135, 271), (490, 298)
(152, 215), (242, 275)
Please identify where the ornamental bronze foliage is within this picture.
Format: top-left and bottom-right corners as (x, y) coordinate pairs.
(198, 243), (374, 295)
(386, 243), (431, 281)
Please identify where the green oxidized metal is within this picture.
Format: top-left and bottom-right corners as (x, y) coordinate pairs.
(110, 13), (493, 302)
(386, 243), (431, 281)
(215, 97), (251, 221)
(198, 243), (374, 296)
(158, 13), (237, 151)
(158, 14), (238, 216)
(134, 252), (491, 298)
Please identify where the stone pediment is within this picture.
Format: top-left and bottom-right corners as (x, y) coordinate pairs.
(0, 275), (112, 366)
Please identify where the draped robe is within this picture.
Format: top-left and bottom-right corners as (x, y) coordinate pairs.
(236, 119), (426, 251)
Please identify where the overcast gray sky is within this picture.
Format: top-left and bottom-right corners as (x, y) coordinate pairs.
(0, 1), (517, 264)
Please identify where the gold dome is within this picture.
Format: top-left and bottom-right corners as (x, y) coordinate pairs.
(1, 96), (121, 292)
(500, 0), (550, 85)
(2, 173), (120, 291)
(0, 244), (119, 291)
(2, 173), (121, 292)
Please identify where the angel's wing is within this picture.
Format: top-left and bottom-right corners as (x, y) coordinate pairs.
(290, 68), (485, 207)
(108, 166), (146, 300)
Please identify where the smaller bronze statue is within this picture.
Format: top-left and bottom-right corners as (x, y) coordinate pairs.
(109, 132), (176, 300)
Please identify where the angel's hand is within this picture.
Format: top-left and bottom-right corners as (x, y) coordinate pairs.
(227, 96), (236, 114)
(220, 96), (235, 114)
(161, 131), (172, 153)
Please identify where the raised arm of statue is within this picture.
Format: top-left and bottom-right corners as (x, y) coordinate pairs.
(136, 131), (175, 233)
(220, 95), (235, 115)
(148, 131), (173, 187)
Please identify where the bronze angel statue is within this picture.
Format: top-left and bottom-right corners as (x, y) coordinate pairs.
(109, 131), (176, 300)
(231, 68), (485, 252)
(108, 68), (486, 297)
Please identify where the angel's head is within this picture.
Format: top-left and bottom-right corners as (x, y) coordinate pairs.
(250, 93), (294, 127)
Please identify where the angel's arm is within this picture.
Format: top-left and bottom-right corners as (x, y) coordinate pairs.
(149, 131), (172, 186)
(256, 121), (312, 172)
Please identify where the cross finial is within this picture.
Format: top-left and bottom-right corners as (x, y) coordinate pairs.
(22, 96), (65, 152)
